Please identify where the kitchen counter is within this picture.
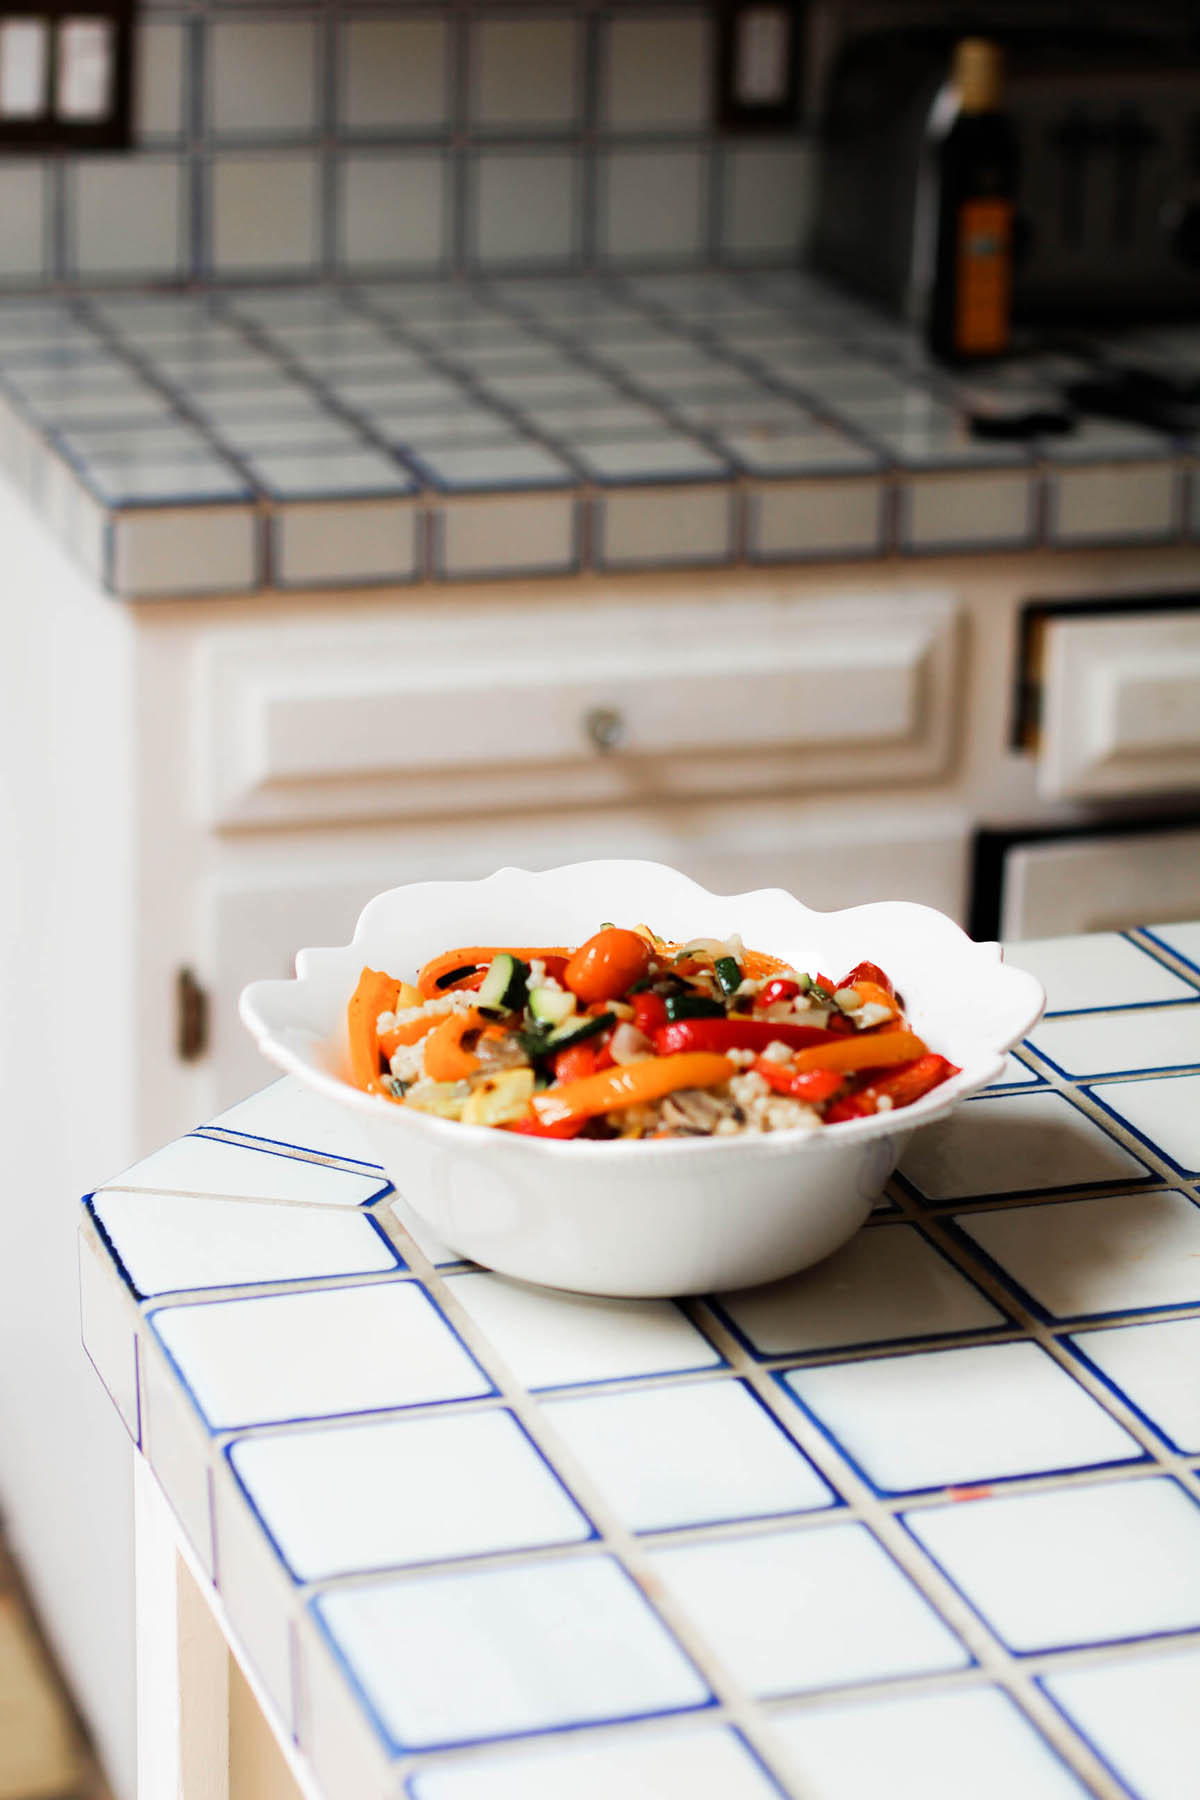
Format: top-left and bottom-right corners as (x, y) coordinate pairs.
(4, 270), (1197, 597)
(79, 921), (1200, 1800)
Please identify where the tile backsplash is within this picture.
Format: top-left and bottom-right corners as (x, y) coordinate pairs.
(0, 1), (813, 289)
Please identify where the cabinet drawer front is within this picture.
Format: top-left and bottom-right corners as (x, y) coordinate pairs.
(198, 588), (959, 828)
(1038, 610), (1200, 801)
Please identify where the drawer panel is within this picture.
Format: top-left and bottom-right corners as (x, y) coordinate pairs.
(198, 587), (960, 829)
(1038, 609), (1200, 800)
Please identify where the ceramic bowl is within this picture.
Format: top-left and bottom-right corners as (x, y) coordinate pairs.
(239, 861), (1044, 1297)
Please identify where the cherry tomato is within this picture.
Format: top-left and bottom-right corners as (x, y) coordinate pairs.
(562, 928), (652, 1004)
(760, 978), (801, 1007)
(632, 990), (669, 1037)
(840, 960), (894, 995)
(553, 1042), (599, 1085)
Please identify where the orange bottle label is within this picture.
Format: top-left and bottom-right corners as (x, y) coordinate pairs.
(954, 197), (1013, 354)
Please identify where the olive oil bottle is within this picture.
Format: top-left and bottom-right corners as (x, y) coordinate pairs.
(926, 39), (1018, 362)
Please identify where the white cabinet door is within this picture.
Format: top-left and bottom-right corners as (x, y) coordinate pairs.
(204, 802), (969, 1113)
(999, 825), (1200, 939)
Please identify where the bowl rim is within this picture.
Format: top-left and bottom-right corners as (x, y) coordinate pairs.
(238, 860), (1047, 1161)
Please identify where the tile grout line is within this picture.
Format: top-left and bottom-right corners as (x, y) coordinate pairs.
(683, 1297), (1132, 1800)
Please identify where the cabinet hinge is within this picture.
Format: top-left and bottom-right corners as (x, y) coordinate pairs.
(176, 967), (210, 1062)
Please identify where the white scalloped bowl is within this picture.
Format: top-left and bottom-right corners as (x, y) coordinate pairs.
(239, 861), (1044, 1297)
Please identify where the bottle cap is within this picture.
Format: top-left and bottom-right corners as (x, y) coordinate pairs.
(952, 38), (1003, 113)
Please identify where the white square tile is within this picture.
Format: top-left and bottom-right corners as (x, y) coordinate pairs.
(338, 155), (448, 272)
(73, 157), (186, 279)
(314, 1555), (709, 1749)
(210, 153), (319, 276)
(275, 499), (420, 588)
(409, 1725), (780, 1800)
(141, 1341), (214, 1575)
(89, 1187), (399, 1299)
(1071, 1317), (1200, 1452)
(1146, 920), (1200, 974)
(597, 484), (732, 567)
(1029, 1003), (1200, 1077)
(897, 1090), (1150, 1202)
(600, 149), (709, 263)
(721, 142), (814, 260)
(249, 448), (413, 502)
(1050, 463), (1178, 546)
(340, 18), (449, 132)
(990, 1052), (1042, 1087)
(110, 505), (260, 598)
(78, 1223), (139, 1440)
(230, 1407), (590, 1580)
(151, 1280), (491, 1430)
(417, 440), (572, 490)
(751, 476), (886, 559)
(471, 18), (579, 130)
(1090, 1074), (1200, 1175)
(785, 1341), (1139, 1494)
(959, 1189), (1200, 1319)
(901, 470), (1035, 551)
(211, 1477), (297, 1728)
(715, 1224), (1005, 1356)
(437, 492), (579, 578)
(104, 1133), (388, 1208)
(471, 153), (579, 268)
(134, 19), (185, 140)
(209, 21), (317, 139)
(1004, 933), (1194, 1013)
(603, 15), (711, 130)
(1045, 1644), (1200, 1800)
(647, 1523), (968, 1697)
(769, 1686), (1090, 1800)
(0, 164), (47, 280)
(388, 1195), (463, 1267)
(442, 1271), (721, 1389)
(905, 1477), (1200, 1651)
(542, 1378), (834, 1531)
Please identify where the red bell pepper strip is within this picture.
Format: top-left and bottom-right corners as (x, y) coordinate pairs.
(505, 1113), (587, 1139)
(753, 1057), (845, 1104)
(653, 1018), (837, 1058)
(824, 1054), (959, 1123)
(632, 990), (669, 1037)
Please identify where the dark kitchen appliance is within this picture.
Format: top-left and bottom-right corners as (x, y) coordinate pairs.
(811, 7), (1200, 324)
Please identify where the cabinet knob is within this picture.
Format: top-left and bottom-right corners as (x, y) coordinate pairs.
(584, 706), (626, 754)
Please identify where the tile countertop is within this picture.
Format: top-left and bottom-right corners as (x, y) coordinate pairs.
(79, 921), (1200, 1800)
(4, 271), (1199, 599)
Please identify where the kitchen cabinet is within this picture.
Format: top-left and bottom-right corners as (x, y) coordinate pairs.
(5, 467), (1200, 1799)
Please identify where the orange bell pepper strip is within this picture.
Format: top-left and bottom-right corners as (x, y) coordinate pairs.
(788, 1028), (929, 1076)
(844, 977), (900, 1017)
(741, 948), (792, 980)
(531, 1051), (735, 1128)
(378, 1013), (438, 1061)
(347, 967), (401, 1092)
(417, 945), (571, 999)
(423, 1009), (487, 1082)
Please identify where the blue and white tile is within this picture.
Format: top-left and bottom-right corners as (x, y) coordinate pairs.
(442, 1270), (722, 1390)
(958, 1189), (1200, 1320)
(333, 373), (471, 415)
(338, 155), (450, 273)
(436, 492), (579, 580)
(134, 17), (186, 142)
(0, 165), (48, 282)
(470, 16), (580, 132)
(596, 484), (733, 568)
(714, 1224), (1005, 1356)
(905, 1477), (1200, 1652)
(88, 1186), (399, 1299)
(899, 470), (1036, 554)
(1047, 440), (1179, 547)
(750, 477), (887, 561)
(338, 17), (450, 134)
(574, 434), (727, 485)
(1028, 1002), (1200, 1078)
(71, 157), (188, 281)
(214, 414), (363, 456)
(602, 13), (711, 131)
(1145, 920), (1200, 975)
(140, 1338), (215, 1575)
(1088, 1074), (1200, 1175)
(247, 448), (415, 503)
(412, 440), (574, 493)
(274, 498), (421, 589)
(768, 1685), (1090, 1800)
(469, 153), (580, 270)
(723, 426), (879, 477)
(897, 1089), (1151, 1203)
(388, 1195), (462, 1268)
(151, 1279), (492, 1431)
(988, 1052), (1042, 1087)
(210, 153), (320, 277)
(784, 1341), (1140, 1495)
(542, 1377), (835, 1532)
(109, 504), (260, 599)
(229, 1407), (590, 1581)
(520, 397), (666, 438)
(207, 19), (318, 140)
(79, 1223), (140, 1441)
(1070, 1316), (1200, 1452)
(314, 1555), (709, 1751)
(101, 1133), (388, 1208)
(1044, 1643), (1200, 1800)
(647, 1523), (968, 1697)
(598, 149), (709, 265)
(1004, 932), (1195, 1014)
(408, 1723), (781, 1800)
(86, 456), (253, 506)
